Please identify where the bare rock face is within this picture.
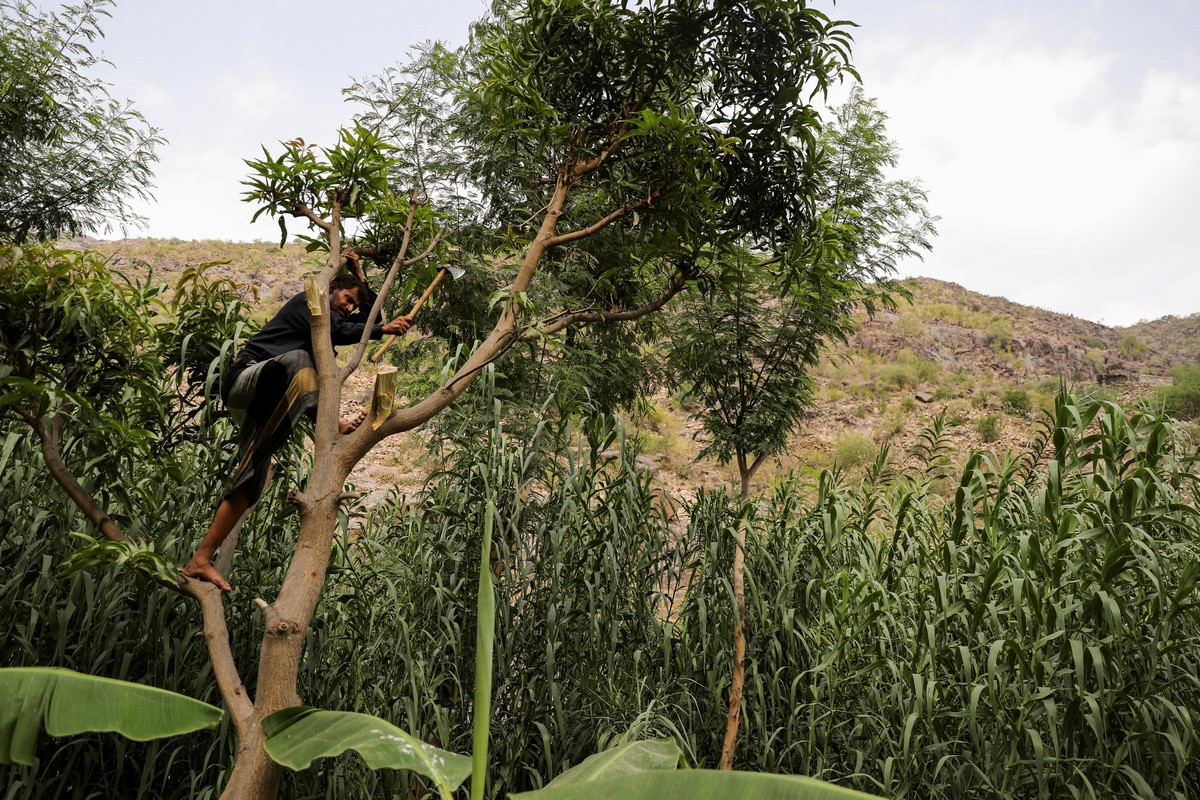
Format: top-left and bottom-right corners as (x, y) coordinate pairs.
(1099, 361), (1140, 385)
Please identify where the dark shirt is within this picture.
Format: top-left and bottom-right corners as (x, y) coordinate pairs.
(236, 291), (385, 366)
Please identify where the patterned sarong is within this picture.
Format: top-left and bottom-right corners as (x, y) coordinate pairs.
(221, 350), (318, 504)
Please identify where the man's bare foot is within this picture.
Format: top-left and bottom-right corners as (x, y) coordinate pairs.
(182, 557), (232, 592)
(339, 409), (368, 435)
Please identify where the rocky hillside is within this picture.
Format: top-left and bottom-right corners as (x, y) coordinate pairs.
(1124, 314), (1200, 373)
(72, 238), (1193, 500)
(852, 278), (1158, 384)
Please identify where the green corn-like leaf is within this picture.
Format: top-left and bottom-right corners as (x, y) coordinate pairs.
(261, 707), (471, 800)
(471, 500), (497, 800)
(0, 667), (223, 766)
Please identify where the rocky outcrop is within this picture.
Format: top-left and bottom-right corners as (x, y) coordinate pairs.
(851, 315), (1101, 382)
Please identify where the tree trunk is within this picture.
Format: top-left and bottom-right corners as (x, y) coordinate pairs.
(718, 455), (753, 769)
(220, 722), (282, 800)
(717, 527), (746, 770)
(718, 453), (758, 770)
(218, 466), (345, 799)
(208, 184), (576, 799)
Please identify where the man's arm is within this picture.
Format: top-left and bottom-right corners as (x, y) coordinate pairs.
(330, 316), (384, 345)
(330, 315), (411, 346)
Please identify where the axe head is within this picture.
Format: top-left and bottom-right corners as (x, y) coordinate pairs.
(442, 265), (466, 281)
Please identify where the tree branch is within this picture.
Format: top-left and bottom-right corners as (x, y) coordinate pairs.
(30, 409), (255, 730)
(34, 411), (125, 544)
(546, 173), (677, 248)
(289, 201), (333, 233)
(521, 271), (689, 339)
(341, 189), (443, 378)
(345, 244), (383, 262)
(400, 229), (444, 268)
(347, 178), (573, 460)
(573, 63), (669, 179)
(193, 586), (256, 734)
(546, 203), (635, 248)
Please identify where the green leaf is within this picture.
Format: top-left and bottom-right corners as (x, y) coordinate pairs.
(262, 707), (471, 799)
(514, 770), (883, 800)
(471, 501), (497, 800)
(0, 667), (223, 766)
(546, 739), (680, 787)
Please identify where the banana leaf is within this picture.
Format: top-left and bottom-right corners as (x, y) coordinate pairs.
(0, 667), (223, 766)
(545, 739), (681, 787)
(262, 706), (471, 800)
(513, 769), (883, 800)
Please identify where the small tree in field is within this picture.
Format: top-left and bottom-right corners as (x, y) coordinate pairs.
(667, 88), (935, 768)
(7, 1), (881, 796)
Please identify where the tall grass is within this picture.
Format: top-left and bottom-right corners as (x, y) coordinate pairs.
(669, 394), (1200, 797)
(291, 386), (686, 799)
(3, 388), (1198, 798)
(0, 425), (251, 799)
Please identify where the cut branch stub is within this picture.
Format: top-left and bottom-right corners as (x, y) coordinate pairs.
(369, 366), (398, 430)
(304, 276), (324, 317)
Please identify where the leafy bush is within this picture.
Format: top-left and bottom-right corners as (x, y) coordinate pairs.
(1158, 365), (1200, 420)
(1000, 388), (1032, 415)
(875, 350), (938, 391)
(1119, 333), (1148, 360)
(877, 364), (917, 389)
(832, 433), (876, 470)
(985, 318), (1013, 351)
(895, 312), (925, 339)
(875, 414), (905, 443)
(977, 413), (1001, 442)
(944, 400), (970, 426)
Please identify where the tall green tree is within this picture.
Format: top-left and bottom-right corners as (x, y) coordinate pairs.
(667, 87), (936, 769)
(0, 0), (162, 242)
(672, 88), (936, 499)
(335, 0), (869, 420)
(228, 3), (858, 788)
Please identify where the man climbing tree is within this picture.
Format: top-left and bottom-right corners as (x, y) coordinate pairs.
(182, 268), (412, 591)
(5, 2), (884, 795)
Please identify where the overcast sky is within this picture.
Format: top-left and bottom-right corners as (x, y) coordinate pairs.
(83, 0), (1200, 326)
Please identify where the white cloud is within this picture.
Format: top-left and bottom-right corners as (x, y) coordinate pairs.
(213, 70), (299, 125)
(121, 80), (174, 113)
(852, 26), (1200, 325)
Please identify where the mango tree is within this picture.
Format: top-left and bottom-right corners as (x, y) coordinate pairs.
(5, 1), (867, 796)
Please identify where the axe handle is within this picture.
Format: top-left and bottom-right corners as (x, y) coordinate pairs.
(370, 268), (449, 364)
(408, 267), (448, 318)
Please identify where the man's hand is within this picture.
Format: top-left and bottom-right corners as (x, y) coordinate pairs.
(381, 316), (412, 336)
(341, 247), (366, 281)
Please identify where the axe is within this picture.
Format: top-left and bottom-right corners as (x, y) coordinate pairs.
(370, 264), (465, 363)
